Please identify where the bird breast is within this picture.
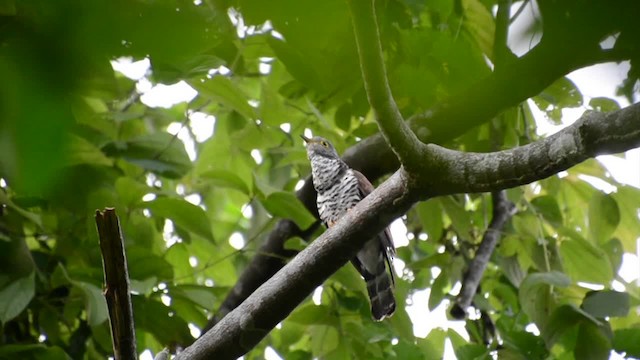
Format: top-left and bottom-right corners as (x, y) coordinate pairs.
(316, 169), (361, 226)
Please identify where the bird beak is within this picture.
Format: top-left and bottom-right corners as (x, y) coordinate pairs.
(300, 134), (311, 143)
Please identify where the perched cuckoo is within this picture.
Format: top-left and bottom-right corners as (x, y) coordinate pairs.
(301, 135), (396, 320)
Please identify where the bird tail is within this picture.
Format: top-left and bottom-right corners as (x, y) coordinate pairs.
(363, 256), (396, 321)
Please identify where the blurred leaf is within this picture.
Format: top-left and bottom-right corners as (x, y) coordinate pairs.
(533, 77), (583, 123)
(589, 97), (620, 112)
(200, 169), (251, 195)
(613, 328), (640, 358)
(429, 269), (450, 311)
(192, 76), (256, 120)
(0, 271), (34, 324)
(588, 193), (620, 244)
(261, 191), (316, 229)
(582, 290), (630, 318)
(103, 132), (192, 178)
(132, 295), (194, 346)
(461, 0), (495, 58)
(440, 196), (471, 237)
(560, 236), (613, 284)
(284, 236), (307, 251)
(574, 321), (612, 360)
(65, 134), (114, 167)
(531, 195), (563, 227)
(416, 200), (444, 241)
(146, 197), (214, 242)
(612, 186), (640, 251)
(71, 281), (108, 327)
(519, 271), (570, 329)
(0, 344), (69, 360)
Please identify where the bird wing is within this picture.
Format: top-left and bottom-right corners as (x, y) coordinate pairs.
(352, 170), (396, 285)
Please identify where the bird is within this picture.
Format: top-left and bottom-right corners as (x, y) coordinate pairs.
(301, 134), (396, 321)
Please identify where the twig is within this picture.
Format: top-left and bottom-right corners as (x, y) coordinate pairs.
(450, 191), (516, 319)
(95, 208), (137, 360)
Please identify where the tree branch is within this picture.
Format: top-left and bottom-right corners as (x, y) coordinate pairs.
(183, 102), (640, 358)
(95, 209), (137, 360)
(178, 171), (416, 359)
(204, 15), (631, 333)
(419, 104), (640, 195)
(451, 191), (516, 319)
(346, 0), (424, 169)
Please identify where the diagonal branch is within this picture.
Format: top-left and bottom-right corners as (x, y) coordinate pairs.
(451, 191), (516, 318)
(346, 0), (424, 169)
(183, 102), (640, 358)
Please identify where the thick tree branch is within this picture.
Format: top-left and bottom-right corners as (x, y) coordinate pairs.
(451, 191), (516, 319)
(205, 10), (632, 332)
(95, 209), (137, 360)
(179, 171), (416, 359)
(346, 0), (424, 169)
(185, 102), (640, 358)
(419, 104), (640, 195)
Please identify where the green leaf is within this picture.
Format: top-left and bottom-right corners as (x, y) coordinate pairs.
(0, 271), (35, 324)
(461, 0), (495, 58)
(284, 236), (307, 251)
(574, 321), (612, 360)
(200, 169), (251, 195)
(416, 200), (444, 241)
(534, 77), (583, 123)
(170, 284), (217, 309)
(588, 193), (620, 244)
(65, 134), (114, 167)
(191, 75), (256, 120)
(115, 176), (149, 208)
(0, 344), (69, 360)
(589, 97), (620, 112)
(440, 196), (471, 237)
(417, 328), (446, 360)
(611, 186), (640, 251)
(288, 304), (334, 325)
(72, 281), (108, 326)
(613, 328), (640, 358)
(310, 325), (339, 357)
(146, 197), (214, 242)
(103, 132), (192, 178)
(531, 195), (563, 226)
(428, 269), (450, 311)
(560, 236), (613, 284)
(582, 290), (630, 318)
(261, 191), (316, 229)
(519, 271), (570, 329)
(132, 295), (194, 346)
(543, 304), (594, 347)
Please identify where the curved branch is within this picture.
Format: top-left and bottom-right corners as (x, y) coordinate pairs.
(184, 102), (640, 359)
(346, 0), (424, 169)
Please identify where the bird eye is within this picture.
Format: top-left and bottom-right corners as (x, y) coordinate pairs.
(321, 141), (328, 147)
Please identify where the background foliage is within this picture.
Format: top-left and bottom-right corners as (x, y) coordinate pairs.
(1, 0), (639, 359)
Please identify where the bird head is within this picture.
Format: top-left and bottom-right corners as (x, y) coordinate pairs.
(300, 135), (340, 159)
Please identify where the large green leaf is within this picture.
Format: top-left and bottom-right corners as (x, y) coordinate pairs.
(72, 281), (109, 327)
(582, 290), (630, 318)
(260, 191), (316, 229)
(588, 193), (620, 244)
(0, 271), (35, 324)
(560, 235), (613, 284)
(200, 169), (251, 195)
(145, 197), (214, 242)
(518, 271), (570, 329)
